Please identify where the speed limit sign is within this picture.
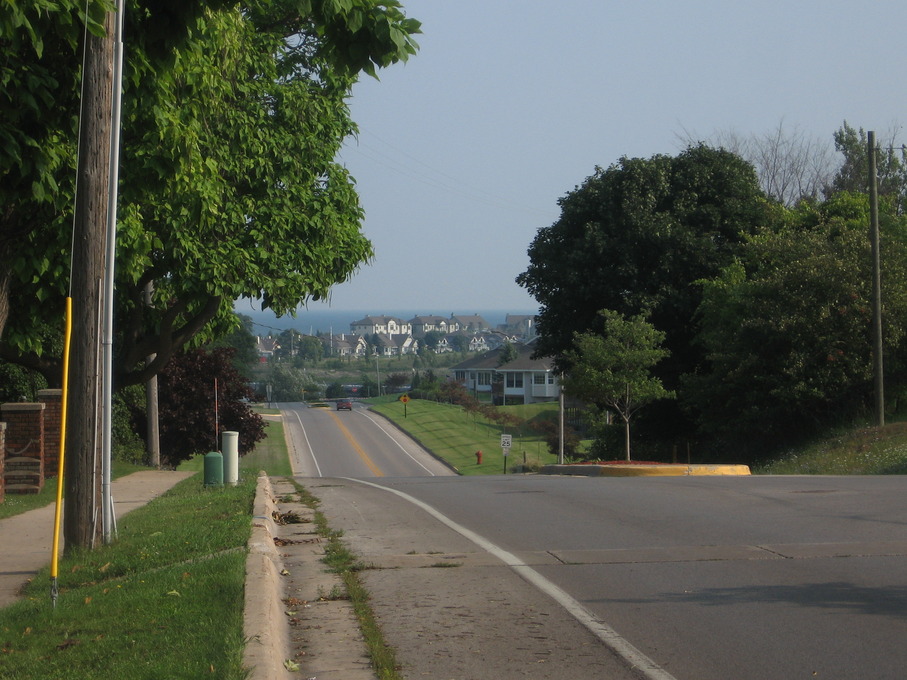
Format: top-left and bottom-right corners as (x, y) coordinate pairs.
(500, 434), (512, 449)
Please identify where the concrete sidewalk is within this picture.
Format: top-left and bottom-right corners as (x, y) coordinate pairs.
(0, 469), (194, 607)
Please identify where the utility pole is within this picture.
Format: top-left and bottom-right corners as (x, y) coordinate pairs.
(868, 130), (884, 427)
(65, 9), (115, 552)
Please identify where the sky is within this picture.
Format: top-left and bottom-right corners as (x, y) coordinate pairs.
(308, 0), (907, 314)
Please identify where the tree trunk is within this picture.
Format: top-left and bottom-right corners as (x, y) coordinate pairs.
(624, 418), (631, 461)
(64, 12), (114, 553)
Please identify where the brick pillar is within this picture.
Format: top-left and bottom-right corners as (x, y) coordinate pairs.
(0, 422), (6, 503)
(1, 403), (45, 494)
(38, 389), (63, 479)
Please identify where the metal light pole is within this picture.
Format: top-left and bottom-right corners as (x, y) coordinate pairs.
(101, 0), (126, 544)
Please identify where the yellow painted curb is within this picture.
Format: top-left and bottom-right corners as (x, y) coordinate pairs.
(541, 464), (751, 477)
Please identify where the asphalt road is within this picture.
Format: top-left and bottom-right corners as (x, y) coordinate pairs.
(281, 402), (907, 679)
(279, 401), (454, 477)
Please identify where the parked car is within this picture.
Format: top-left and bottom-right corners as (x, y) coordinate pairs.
(336, 400), (353, 411)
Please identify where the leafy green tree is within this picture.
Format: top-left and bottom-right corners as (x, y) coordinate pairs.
(359, 374), (379, 397)
(1, 1), (420, 382)
(688, 193), (907, 456)
(563, 310), (673, 461)
(828, 122), (907, 212)
(449, 334), (470, 353)
(274, 330), (302, 361)
(384, 372), (409, 392)
(497, 341), (519, 366)
(518, 145), (773, 443)
(1, 0), (419, 550)
(211, 314), (259, 375)
(325, 381), (345, 399)
(421, 330), (443, 351)
(297, 336), (324, 365)
(0, 361), (47, 402)
(267, 364), (309, 401)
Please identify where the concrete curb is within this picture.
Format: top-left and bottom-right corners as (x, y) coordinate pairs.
(541, 463), (751, 477)
(243, 472), (292, 680)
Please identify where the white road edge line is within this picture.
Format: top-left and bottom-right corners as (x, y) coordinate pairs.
(288, 408), (323, 477)
(354, 408), (437, 475)
(346, 477), (678, 680)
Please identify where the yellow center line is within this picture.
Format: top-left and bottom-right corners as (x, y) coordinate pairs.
(328, 410), (384, 477)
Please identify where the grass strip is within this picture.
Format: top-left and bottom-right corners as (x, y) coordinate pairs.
(290, 480), (402, 680)
(0, 474), (255, 680)
(368, 399), (559, 474)
(0, 419), (294, 679)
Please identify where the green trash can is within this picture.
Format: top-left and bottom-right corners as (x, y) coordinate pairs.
(204, 451), (223, 487)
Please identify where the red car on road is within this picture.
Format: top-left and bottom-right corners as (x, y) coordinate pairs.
(336, 400), (352, 411)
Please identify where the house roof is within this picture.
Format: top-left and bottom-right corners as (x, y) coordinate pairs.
(409, 315), (448, 325)
(450, 341), (554, 372)
(450, 314), (488, 326)
(350, 315), (408, 326)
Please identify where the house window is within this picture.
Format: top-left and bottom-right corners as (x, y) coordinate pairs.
(505, 373), (523, 388)
(533, 374), (546, 385)
(478, 372), (492, 386)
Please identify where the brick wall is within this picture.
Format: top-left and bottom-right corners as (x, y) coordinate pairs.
(1, 403), (45, 494)
(37, 389), (62, 479)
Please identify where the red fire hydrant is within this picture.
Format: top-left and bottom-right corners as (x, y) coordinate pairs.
(475, 450), (483, 465)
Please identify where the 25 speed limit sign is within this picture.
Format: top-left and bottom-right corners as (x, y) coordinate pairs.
(500, 434), (512, 449)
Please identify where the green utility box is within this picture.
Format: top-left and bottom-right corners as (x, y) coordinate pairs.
(204, 451), (223, 487)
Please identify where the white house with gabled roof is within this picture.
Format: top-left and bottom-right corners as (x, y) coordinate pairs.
(350, 315), (412, 336)
(450, 340), (559, 405)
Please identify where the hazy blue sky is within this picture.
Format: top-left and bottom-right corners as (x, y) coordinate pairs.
(312, 0), (907, 314)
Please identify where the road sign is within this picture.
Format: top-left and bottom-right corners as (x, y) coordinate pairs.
(501, 434), (512, 449)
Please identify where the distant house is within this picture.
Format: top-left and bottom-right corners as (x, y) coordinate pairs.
(450, 314), (489, 333)
(256, 335), (280, 362)
(409, 315), (456, 337)
(501, 314), (537, 340)
(373, 333), (419, 356)
(327, 333), (368, 358)
(450, 341), (559, 405)
(467, 334), (490, 353)
(350, 315), (412, 336)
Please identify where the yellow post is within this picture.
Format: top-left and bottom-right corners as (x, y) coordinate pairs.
(50, 297), (72, 606)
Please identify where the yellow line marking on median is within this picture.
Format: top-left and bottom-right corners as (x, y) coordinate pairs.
(328, 410), (384, 477)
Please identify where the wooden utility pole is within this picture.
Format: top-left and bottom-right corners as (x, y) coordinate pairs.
(64, 11), (115, 551)
(868, 130), (885, 427)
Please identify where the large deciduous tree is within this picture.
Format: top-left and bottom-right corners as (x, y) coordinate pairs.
(517, 145), (773, 444)
(1, 0), (419, 550)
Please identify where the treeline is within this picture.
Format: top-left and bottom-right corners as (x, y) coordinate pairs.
(520, 124), (907, 463)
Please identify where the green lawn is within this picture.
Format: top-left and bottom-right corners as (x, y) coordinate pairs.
(755, 421), (907, 474)
(369, 398), (560, 474)
(0, 418), (295, 679)
(178, 416), (292, 477)
(0, 474), (254, 679)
